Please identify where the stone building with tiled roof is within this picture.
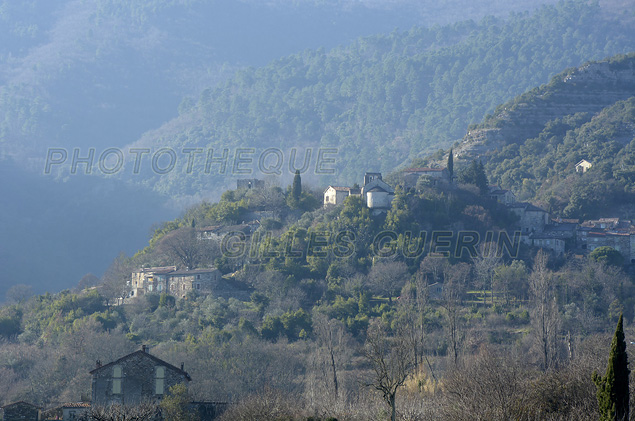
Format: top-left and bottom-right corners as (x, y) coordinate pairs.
(1, 401), (40, 421)
(90, 345), (191, 406)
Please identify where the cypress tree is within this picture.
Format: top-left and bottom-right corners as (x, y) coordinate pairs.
(447, 148), (454, 182)
(476, 160), (488, 194)
(593, 313), (630, 421)
(292, 169), (302, 201)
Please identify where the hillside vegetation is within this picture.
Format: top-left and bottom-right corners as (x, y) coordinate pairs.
(453, 53), (635, 219)
(123, 1), (635, 198)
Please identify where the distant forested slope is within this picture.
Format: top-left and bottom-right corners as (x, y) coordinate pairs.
(0, 0), (565, 159)
(453, 53), (635, 219)
(123, 1), (635, 198)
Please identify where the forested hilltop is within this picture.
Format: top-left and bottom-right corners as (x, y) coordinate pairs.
(448, 53), (635, 220)
(121, 1), (635, 198)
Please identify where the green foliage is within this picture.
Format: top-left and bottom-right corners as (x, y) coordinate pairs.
(261, 309), (312, 341)
(593, 314), (630, 421)
(457, 160), (488, 194)
(159, 383), (199, 421)
(290, 170), (302, 206)
(159, 293), (176, 308)
(590, 247), (625, 267)
(0, 306), (22, 338)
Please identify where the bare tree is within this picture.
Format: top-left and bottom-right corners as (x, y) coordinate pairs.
(101, 252), (134, 306)
(312, 314), (343, 400)
(368, 260), (409, 303)
(529, 250), (561, 371)
(472, 242), (502, 305)
(441, 263), (470, 366)
(443, 348), (527, 420)
(79, 402), (158, 421)
(5, 284), (34, 304)
(158, 227), (214, 269)
(396, 276), (436, 382)
(363, 319), (415, 421)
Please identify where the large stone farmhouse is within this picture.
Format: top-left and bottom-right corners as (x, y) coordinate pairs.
(90, 345), (190, 406)
(166, 268), (222, 299)
(130, 266), (252, 301)
(130, 267), (222, 299)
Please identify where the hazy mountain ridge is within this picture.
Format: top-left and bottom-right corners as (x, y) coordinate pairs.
(0, 0), (568, 160)
(120, 1), (635, 200)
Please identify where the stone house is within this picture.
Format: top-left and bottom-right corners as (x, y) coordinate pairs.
(488, 185), (516, 205)
(166, 268), (222, 299)
(130, 266), (177, 297)
(403, 167), (450, 189)
(529, 234), (566, 256)
(130, 267), (222, 299)
(323, 186), (361, 207)
(1, 402), (40, 421)
(90, 345), (191, 406)
(575, 159), (592, 173)
(587, 231), (634, 262)
(507, 202), (549, 235)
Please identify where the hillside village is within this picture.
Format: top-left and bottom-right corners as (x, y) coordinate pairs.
(125, 162), (635, 302)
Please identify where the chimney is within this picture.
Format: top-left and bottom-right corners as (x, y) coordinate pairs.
(142, 344), (147, 353)
(180, 363), (184, 371)
(96, 360), (102, 369)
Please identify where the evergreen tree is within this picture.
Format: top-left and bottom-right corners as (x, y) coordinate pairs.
(457, 160), (489, 194)
(447, 149), (454, 182)
(292, 170), (302, 201)
(476, 161), (488, 194)
(287, 170), (302, 209)
(593, 313), (630, 421)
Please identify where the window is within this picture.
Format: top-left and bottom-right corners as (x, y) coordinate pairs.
(196, 283), (200, 290)
(112, 365), (122, 394)
(197, 275), (200, 280)
(155, 366), (165, 395)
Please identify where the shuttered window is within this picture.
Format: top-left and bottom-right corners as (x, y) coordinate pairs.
(112, 365), (122, 394)
(155, 366), (165, 395)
